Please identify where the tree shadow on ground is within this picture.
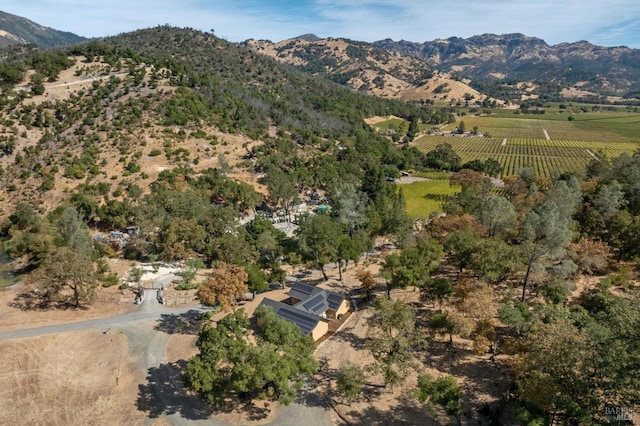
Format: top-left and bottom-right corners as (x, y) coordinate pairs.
(9, 289), (89, 311)
(332, 329), (367, 349)
(136, 360), (214, 420)
(137, 361), (280, 423)
(154, 310), (205, 335)
(416, 340), (512, 425)
(294, 376), (332, 410)
(342, 395), (439, 425)
(227, 399), (272, 422)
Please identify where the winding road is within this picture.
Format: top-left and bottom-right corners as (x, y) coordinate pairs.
(0, 281), (332, 425)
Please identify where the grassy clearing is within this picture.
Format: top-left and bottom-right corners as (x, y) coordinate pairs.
(401, 180), (459, 219)
(413, 170), (451, 180)
(373, 118), (405, 130)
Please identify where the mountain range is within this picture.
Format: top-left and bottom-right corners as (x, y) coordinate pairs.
(0, 10), (87, 48)
(244, 36), (488, 105)
(2, 10), (640, 103)
(375, 33), (640, 100)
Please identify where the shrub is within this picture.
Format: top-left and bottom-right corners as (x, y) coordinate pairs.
(102, 273), (120, 288)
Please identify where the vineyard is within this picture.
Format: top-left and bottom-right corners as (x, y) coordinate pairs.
(414, 113), (640, 178)
(413, 135), (640, 177)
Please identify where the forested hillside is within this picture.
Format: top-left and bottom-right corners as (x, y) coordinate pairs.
(0, 26), (440, 266)
(0, 26), (448, 211)
(0, 10), (87, 48)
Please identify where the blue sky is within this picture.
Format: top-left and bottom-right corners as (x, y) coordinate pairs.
(4, 0), (640, 48)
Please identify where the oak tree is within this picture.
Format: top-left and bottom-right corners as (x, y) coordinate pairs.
(366, 297), (424, 388)
(197, 262), (248, 312)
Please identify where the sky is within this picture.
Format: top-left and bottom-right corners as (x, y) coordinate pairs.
(3, 0), (640, 48)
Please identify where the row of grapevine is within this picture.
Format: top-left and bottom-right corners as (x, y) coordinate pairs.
(506, 138), (638, 153)
(412, 135), (607, 178)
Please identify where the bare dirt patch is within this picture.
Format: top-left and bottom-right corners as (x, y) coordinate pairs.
(0, 282), (137, 333)
(0, 330), (144, 426)
(364, 115), (404, 126)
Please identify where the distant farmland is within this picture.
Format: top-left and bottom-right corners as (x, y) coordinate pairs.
(413, 112), (640, 178)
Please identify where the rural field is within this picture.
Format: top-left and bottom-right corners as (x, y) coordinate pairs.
(399, 175), (459, 219)
(373, 109), (640, 219)
(412, 110), (640, 178)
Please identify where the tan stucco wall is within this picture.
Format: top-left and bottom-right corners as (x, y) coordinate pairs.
(311, 320), (329, 341)
(335, 299), (350, 316)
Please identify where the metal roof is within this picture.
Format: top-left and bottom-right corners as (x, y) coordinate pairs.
(327, 292), (345, 311)
(259, 299), (320, 335)
(300, 293), (329, 315)
(288, 281), (316, 301)
(259, 282), (348, 336)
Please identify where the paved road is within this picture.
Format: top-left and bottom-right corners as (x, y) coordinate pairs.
(0, 301), (208, 341)
(1, 279), (333, 425)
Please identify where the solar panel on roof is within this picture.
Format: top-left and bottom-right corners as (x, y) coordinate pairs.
(277, 307), (319, 335)
(290, 282), (315, 296)
(301, 294), (327, 313)
(327, 293), (344, 310)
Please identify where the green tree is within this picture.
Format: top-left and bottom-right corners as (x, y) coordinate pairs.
(296, 214), (340, 280)
(333, 184), (369, 237)
(592, 180), (627, 222)
(476, 194), (516, 238)
(447, 169), (491, 214)
(366, 297), (423, 388)
(252, 305), (318, 403)
(404, 117), (419, 142)
(35, 246), (97, 307)
(30, 72), (45, 95)
(483, 157), (503, 178)
(7, 203), (55, 269)
(336, 362), (365, 404)
(184, 309), (251, 407)
(0, 63), (24, 86)
(245, 263), (268, 296)
(412, 373), (462, 426)
(266, 166), (298, 222)
(427, 311), (456, 345)
(382, 237), (443, 297)
(519, 179), (581, 301)
(425, 143), (461, 171)
(444, 228), (482, 275)
(607, 210), (640, 261)
(515, 313), (597, 423)
(335, 233), (365, 281)
(180, 258), (205, 287)
(185, 307), (318, 407)
(473, 238), (522, 284)
(129, 266), (144, 286)
(421, 278), (453, 306)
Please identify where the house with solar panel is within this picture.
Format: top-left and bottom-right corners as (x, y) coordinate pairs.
(258, 282), (350, 341)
